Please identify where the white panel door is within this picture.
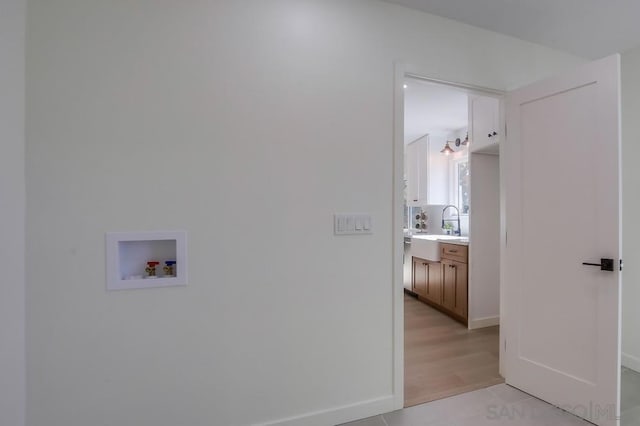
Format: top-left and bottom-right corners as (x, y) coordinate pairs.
(505, 54), (621, 426)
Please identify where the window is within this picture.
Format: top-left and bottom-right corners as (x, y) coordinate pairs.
(453, 158), (469, 214)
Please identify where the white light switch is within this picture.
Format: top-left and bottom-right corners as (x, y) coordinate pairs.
(346, 216), (354, 231)
(334, 213), (373, 235)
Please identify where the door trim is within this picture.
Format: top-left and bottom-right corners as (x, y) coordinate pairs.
(392, 63), (505, 409)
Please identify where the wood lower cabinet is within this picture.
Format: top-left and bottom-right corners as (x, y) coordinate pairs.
(412, 257), (428, 297)
(442, 258), (468, 319)
(411, 243), (468, 325)
(412, 257), (442, 305)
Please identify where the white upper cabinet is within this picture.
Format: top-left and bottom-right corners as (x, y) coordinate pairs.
(405, 136), (428, 206)
(469, 96), (500, 154)
(405, 135), (449, 206)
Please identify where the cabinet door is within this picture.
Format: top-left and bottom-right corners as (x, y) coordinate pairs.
(442, 259), (468, 318)
(405, 137), (431, 206)
(469, 95), (500, 153)
(403, 245), (413, 291)
(424, 262), (442, 304)
(442, 259), (457, 311)
(453, 261), (468, 318)
(405, 142), (420, 206)
(412, 257), (427, 297)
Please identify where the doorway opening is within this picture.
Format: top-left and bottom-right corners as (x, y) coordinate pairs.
(400, 75), (504, 407)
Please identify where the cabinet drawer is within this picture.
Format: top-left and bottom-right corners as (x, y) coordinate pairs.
(441, 243), (468, 262)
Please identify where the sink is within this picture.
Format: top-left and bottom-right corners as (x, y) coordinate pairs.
(410, 237), (441, 261)
(409, 234), (468, 261)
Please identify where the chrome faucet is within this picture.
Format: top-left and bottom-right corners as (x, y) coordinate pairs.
(441, 205), (461, 236)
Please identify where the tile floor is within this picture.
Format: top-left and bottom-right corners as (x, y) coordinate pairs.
(343, 371), (640, 426)
(342, 384), (596, 426)
(621, 367), (640, 425)
(352, 296), (640, 425)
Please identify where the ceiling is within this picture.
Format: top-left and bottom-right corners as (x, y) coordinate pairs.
(384, 0), (640, 59)
(404, 78), (468, 144)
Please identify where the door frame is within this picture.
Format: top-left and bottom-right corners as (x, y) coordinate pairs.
(392, 63), (506, 408)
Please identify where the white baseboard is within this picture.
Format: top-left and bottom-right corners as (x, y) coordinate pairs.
(468, 316), (500, 330)
(622, 352), (640, 373)
(253, 395), (395, 426)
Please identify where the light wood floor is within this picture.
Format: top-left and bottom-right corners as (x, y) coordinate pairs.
(404, 293), (503, 407)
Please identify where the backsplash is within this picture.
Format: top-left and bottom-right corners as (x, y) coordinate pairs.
(406, 204), (469, 236)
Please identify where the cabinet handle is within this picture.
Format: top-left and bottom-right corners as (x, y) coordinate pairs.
(448, 249), (458, 253)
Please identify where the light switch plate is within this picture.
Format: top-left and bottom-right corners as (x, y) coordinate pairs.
(334, 214), (373, 235)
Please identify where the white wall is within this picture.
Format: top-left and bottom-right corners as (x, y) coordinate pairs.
(25, 1), (583, 425)
(468, 153), (500, 329)
(447, 127), (470, 236)
(0, 0), (26, 425)
(622, 46), (640, 372)
(427, 133), (450, 206)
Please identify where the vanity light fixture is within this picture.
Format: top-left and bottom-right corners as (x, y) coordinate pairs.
(440, 141), (455, 155)
(442, 133), (469, 155)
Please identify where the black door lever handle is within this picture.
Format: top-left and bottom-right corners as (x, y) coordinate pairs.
(582, 258), (614, 272)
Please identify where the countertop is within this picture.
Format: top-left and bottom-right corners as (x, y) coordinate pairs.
(409, 233), (469, 246)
